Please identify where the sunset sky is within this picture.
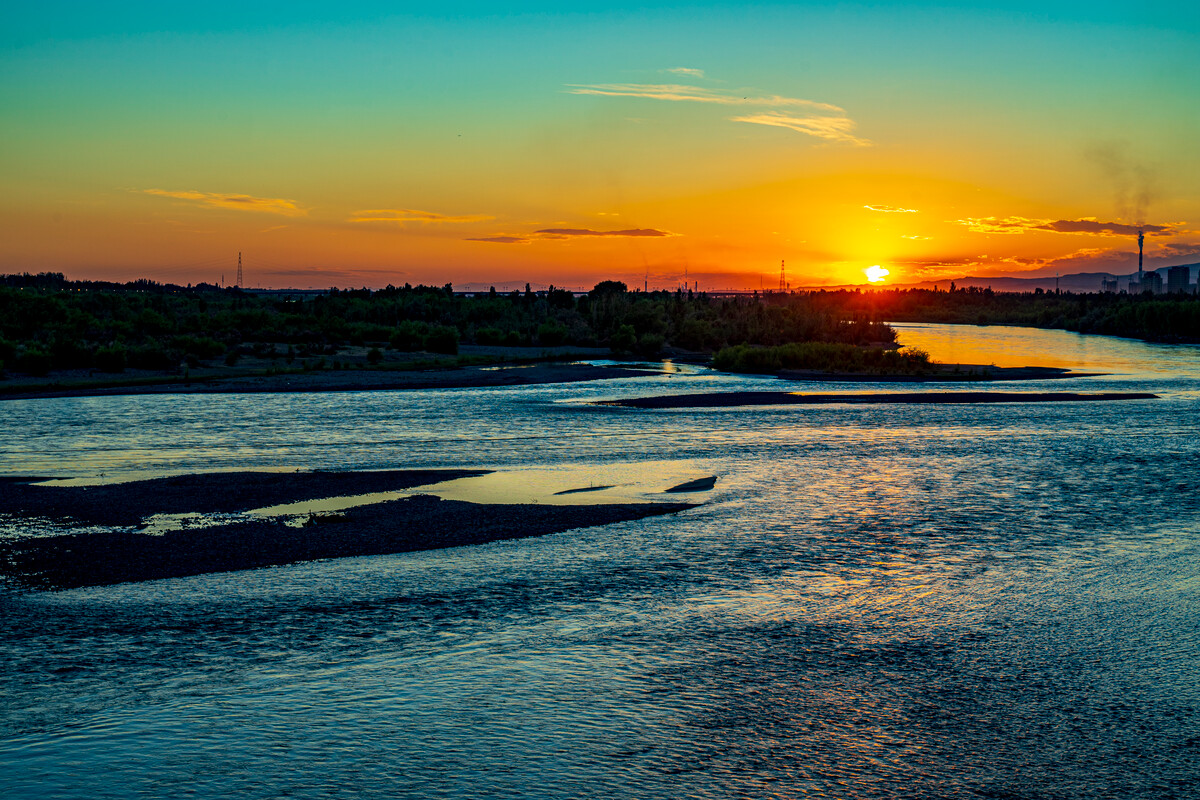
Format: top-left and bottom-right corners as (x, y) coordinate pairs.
(3, 2), (1198, 289)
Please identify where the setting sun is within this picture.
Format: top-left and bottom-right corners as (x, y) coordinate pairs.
(865, 265), (890, 283)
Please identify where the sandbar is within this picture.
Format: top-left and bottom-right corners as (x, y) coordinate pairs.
(598, 391), (1158, 409)
(0, 470), (694, 590)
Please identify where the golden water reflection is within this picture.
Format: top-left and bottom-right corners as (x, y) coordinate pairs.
(893, 321), (1200, 373)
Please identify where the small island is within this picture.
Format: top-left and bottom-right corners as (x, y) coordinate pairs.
(0, 470), (696, 590)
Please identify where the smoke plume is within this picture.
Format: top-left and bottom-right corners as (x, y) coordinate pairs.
(1085, 142), (1157, 225)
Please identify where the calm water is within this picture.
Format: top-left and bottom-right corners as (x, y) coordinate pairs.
(2, 323), (1199, 799)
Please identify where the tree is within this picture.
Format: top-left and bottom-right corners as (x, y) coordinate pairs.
(590, 280), (628, 296)
(609, 324), (637, 354)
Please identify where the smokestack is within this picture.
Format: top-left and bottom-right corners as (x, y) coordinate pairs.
(1138, 230), (1144, 281)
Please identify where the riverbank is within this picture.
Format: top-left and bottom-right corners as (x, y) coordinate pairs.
(776, 365), (1103, 382)
(0, 470), (696, 590)
(0, 360), (663, 401)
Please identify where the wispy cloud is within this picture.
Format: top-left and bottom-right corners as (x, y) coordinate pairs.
(566, 83), (843, 112)
(566, 74), (868, 145)
(467, 227), (676, 244)
(142, 189), (305, 216)
(956, 217), (1048, 235)
(866, 204), (918, 213)
(957, 216), (1178, 236)
(535, 227), (674, 238)
(466, 235), (530, 244)
(731, 112), (868, 145)
(350, 208), (493, 224)
(566, 76), (866, 145)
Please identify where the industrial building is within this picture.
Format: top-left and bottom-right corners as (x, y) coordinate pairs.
(1167, 265), (1193, 294)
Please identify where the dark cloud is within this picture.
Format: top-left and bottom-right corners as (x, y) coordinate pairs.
(1152, 242), (1200, 260)
(959, 216), (1178, 236)
(1033, 219), (1172, 236)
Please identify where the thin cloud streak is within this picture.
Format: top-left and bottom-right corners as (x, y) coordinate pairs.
(467, 227), (675, 244)
(351, 209), (493, 224)
(466, 236), (530, 244)
(566, 83), (843, 112)
(731, 112), (869, 145)
(866, 204), (917, 213)
(142, 189), (306, 216)
(568, 75), (866, 146)
(535, 227), (674, 238)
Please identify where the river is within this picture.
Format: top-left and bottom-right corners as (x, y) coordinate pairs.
(1, 323), (1198, 798)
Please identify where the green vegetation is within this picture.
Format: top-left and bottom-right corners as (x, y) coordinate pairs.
(0, 273), (894, 378)
(713, 342), (931, 375)
(6, 272), (1196, 384)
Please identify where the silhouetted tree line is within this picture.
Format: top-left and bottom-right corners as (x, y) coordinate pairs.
(0, 276), (892, 377)
(822, 286), (1200, 342)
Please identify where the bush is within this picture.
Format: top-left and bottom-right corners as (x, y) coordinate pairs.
(635, 333), (665, 358)
(425, 325), (459, 355)
(128, 341), (175, 371)
(171, 335), (225, 361)
(536, 322), (568, 347)
(51, 339), (92, 370)
(351, 323), (393, 344)
(367, 347), (383, 365)
(609, 324), (637, 354)
(475, 327), (506, 346)
(390, 321), (429, 351)
(94, 344), (127, 373)
(712, 342), (931, 375)
(15, 347), (52, 376)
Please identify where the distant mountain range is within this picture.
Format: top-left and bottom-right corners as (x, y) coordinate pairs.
(814, 263), (1200, 293)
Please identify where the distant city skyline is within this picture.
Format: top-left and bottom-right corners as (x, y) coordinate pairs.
(3, 1), (1197, 289)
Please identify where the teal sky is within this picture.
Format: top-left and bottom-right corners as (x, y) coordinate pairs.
(3, 2), (1198, 288)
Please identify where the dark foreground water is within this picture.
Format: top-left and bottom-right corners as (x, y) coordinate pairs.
(2, 324), (1199, 799)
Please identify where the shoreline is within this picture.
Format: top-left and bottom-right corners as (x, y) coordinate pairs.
(0, 359), (1106, 402)
(776, 365), (1104, 383)
(0, 361), (663, 401)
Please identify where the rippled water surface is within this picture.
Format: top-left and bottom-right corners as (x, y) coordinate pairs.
(2, 324), (1199, 799)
